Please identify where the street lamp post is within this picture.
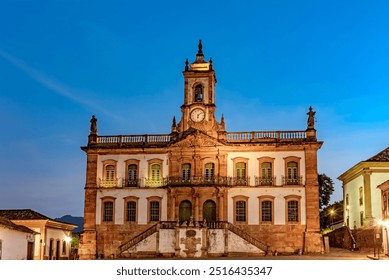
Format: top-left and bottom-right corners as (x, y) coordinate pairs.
(330, 210), (335, 229)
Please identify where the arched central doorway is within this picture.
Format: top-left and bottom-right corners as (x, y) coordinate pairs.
(203, 200), (216, 222)
(179, 200), (192, 222)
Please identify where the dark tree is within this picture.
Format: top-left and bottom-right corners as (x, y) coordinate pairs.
(318, 173), (334, 209)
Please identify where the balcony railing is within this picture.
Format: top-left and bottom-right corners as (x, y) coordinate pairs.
(98, 178), (119, 188)
(96, 134), (171, 144)
(91, 130), (308, 146)
(122, 179), (142, 188)
(255, 176), (276, 186)
(282, 176), (303, 186)
(226, 130), (306, 142)
(97, 176), (304, 188)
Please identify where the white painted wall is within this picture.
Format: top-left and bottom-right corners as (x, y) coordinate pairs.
(371, 171), (389, 219)
(45, 228), (71, 259)
(228, 231), (263, 254)
(159, 230), (175, 254)
(343, 175), (363, 228)
(344, 169), (389, 228)
(96, 188), (168, 224)
(207, 229), (225, 254)
(0, 227), (30, 260)
(228, 187), (306, 225)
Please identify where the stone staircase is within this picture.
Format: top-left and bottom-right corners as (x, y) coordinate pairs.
(117, 223), (159, 257)
(117, 221), (268, 258)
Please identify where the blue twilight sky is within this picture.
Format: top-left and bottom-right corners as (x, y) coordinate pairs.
(1, 0), (389, 218)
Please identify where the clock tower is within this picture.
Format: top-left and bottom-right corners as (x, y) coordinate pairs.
(176, 40), (223, 138)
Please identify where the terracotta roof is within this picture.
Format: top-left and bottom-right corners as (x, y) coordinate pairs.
(366, 146), (389, 162)
(0, 217), (37, 234)
(0, 209), (51, 220)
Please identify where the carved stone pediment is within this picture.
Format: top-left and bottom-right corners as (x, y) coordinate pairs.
(171, 129), (224, 148)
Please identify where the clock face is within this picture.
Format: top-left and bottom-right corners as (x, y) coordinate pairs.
(190, 108), (205, 122)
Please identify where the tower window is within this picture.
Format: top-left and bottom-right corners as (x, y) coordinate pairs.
(194, 84), (203, 102)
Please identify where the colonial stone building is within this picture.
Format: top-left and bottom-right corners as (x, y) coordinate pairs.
(79, 41), (323, 259)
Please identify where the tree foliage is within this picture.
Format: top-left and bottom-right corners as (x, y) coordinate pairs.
(318, 173), (335, 209)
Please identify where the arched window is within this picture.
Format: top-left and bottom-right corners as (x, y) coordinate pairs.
(203, 200), (216, 222)
(106, 165), (115, 181)
(102, 162), (117, 187)
(182, 163), (191, 181)
(148, 163), (162, 187)
(261, 162), (273, 185)
(128, 164), (137, 181)
(204, 163), (215, 181)
(194, 84), (203, 102)
(236, 162), (246, 179)
(287, 162), (298, 185)
(179, 200), (192, 222)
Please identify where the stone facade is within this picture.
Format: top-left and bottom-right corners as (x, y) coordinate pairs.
(79, 41), (324, 259)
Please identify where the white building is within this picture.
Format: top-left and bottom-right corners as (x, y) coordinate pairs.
(338, 146), (389, 229)
(0, 217), (36, 260)
(0, 209), (77, 260)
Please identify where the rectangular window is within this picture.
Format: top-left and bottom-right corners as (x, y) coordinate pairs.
(62, 240), (66, 255)
(150, 201), (160, 222)
(261, 201), (272, 222)
(103, 201), (114, 222)
(126, 201), (136, 222)
(235, 201), (246, 222)
(287, 200), (299, 222)
(360, 211), (364, 227)
(359, 187), (363, 206)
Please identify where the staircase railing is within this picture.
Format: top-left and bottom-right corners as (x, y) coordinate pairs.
(226, 222), (268, 252)
(117, 223), (159, 257)
(207, 221), (268, 253)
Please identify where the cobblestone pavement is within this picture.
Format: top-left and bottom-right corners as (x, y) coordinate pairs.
(223, 248), (389, 260)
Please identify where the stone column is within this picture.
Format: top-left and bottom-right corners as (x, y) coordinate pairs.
(363, 168), (373, 221)
(79, 152), (98, 260)
(303, 144), (323, 253)
(218, 191), (224, 221)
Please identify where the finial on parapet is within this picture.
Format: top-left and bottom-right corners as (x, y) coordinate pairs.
(209, 57), (213, 70)
(218, 114), (227, 141)
(185, 58), (189, 71)
(171, 116), (177, 133)
(197, 39), (203, 56)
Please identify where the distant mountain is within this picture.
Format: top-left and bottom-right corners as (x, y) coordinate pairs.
(55, 215), (83, 233)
